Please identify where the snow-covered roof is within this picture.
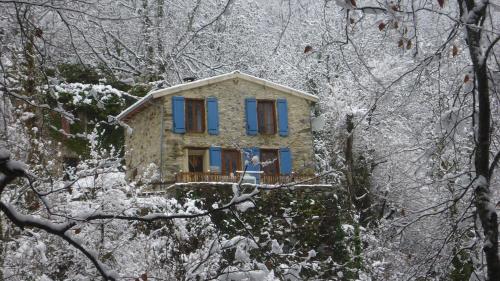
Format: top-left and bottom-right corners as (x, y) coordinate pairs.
(116, 71), (318, 121)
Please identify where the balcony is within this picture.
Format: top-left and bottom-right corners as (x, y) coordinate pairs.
(174, 172), (320, 185)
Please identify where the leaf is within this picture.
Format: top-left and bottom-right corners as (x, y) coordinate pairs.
(393, 21), (399, 29)
(398, 39), (404, 48)
(437, 0), (444, 8)
(452, 45), (458, 57)
(304, 45), (313, 53)
(378, 22), (386, 31)
(74, 228), (81, 234)
(350, 0), (357, 7)
(141, 273), (148, 281)
(406, 40), (412, 50)
(349, 18), (355, 24)
(464, 75), (470, 83)
(391, 5), (399, 11)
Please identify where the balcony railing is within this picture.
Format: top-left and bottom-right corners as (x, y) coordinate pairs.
(175, 172), (319, 185)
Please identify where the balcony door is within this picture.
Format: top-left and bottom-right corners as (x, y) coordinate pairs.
(260, 149), (280, 175)
(221, 149), (241, 176)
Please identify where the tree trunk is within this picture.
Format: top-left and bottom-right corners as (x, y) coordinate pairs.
(0, 214), (3, 281)
(463, 0), (500, 279)
(142, 0), (154, 63)
(345, 114), (354, 188)
(156, 0), (164, 60)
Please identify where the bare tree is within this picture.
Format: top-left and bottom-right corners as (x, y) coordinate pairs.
(325, 0), (500, 279)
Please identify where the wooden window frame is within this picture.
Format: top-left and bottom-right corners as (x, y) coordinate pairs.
(185, 98), (206, 133)
(221, 149), (241, 175)
(260, 149), (280, 175)
(257, 99), (277, 135)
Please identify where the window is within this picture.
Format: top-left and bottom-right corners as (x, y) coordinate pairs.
(221, 149), (241, 176)
(260, 149), (279, 175)
(188, 149), (205, 172)
(257, 100), (276, 135)
(185, 99), (205, 133)
(189, 155), (204, 172)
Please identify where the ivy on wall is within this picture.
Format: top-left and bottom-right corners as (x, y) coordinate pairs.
(44, 63), (154, 158)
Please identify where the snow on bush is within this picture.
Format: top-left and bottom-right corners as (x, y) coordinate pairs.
(51, 83), (126, 108)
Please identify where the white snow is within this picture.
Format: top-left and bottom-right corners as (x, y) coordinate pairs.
(342, 224), (355, 235)
(6, 159), (27, 172)
(236, 201), (255, 212)
(271, 239), (283, 254)
(51, 83), (125, 107)
(0, 148), (10, 159)
(307, 249), (316, 259)
(2, 202), (69, 232)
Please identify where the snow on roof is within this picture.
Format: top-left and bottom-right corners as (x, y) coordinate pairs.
(116, 71), (319, 121)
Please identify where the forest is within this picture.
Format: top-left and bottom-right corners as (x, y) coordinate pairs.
(0, 0), (499, 280)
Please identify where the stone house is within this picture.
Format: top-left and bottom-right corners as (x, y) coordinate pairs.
(117, 71), (319, 184)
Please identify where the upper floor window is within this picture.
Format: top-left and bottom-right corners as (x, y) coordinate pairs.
(172, 96), (219, 135)
(257, 100), (276, 135)
(186, 99), (205, 133)
(246, 98), (287, 136)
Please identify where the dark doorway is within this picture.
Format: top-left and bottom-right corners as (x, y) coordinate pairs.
(188, 155), (204, 172)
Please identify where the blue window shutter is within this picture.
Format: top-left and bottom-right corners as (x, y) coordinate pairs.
(172, 96), (185, 133)
(279, 147), (292, 175)
(209, 146), (222, 173)
(277, 99), (288, 136)
(245, 98), (258, 135)
(243, 147), (261, 183)
(207, 97), (219, 135)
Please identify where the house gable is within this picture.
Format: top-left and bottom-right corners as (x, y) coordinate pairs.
(116, 71), (318, 122)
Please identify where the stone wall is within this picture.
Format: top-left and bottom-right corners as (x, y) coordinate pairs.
(124, 103), (162, 179)
(125, 78), (316, 182)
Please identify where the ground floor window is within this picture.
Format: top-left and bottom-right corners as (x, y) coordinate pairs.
(188, 149), (205, 172)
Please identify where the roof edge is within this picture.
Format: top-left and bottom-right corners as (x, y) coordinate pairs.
(234, 72), (319, 102)
(115, 94), (153, 121)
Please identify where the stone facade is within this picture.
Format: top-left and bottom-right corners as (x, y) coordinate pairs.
(124, 76), (316, 182)
(125, 104), (162, 179)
